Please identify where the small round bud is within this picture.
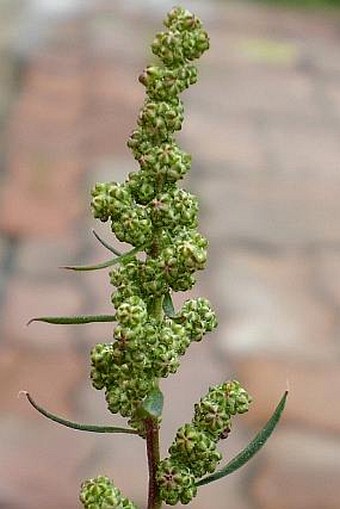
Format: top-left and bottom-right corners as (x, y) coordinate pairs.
(138, 99), (184, 139)
(144, 142), (191, 183)
(148, 188), (198, 230)
(157, 458), (197, 505)
(164, 7), (203, 32)
(91, 182), (113, 222)
(181, 29), (210, 61)
(140, 64), (198, 101)
(223, 380), (252, 415)
(112, 205), (153, 248)
(90, 343), (113, 390)
(193, 398), (231, 440)
(127, 127), (153, 161)
(80, 476), (122, 508)
(151, 31), (185, 66)
(169, 423), (222, 478)
(139, 257), (169, 296)
(176, 297), (218, 341)
(115, 296), (147, 328)
(127, 170), (156, 204)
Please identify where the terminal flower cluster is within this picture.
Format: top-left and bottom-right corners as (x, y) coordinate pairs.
(90, 6), (217, 437)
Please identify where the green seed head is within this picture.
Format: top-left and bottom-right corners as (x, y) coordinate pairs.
(157, 458), (197, 505)
(79, 476), (137, 509)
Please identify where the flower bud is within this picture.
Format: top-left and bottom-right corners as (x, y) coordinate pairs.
(177, 297), (218, 341)
(157, 458), (197, 505)
(165, 7), (203, 32)
(127, 127), (153, 160)
(193, 381), (251, 439)
(112, 205), (153, 248)
(127, 170), (156, 204)
(138, 99), (184, 139)
(151, 31), (185, 66)
(115, 296), (147, 328)
(80, 476), (123, 509)
(169, 423), (222, 478)
(223, 380), (252, 415)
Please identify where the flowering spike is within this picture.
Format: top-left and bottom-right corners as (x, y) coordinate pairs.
(196, 391), (288, 486)
(29, 6), (286, 508)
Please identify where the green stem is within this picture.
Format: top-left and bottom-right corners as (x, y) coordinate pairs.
(145, 417), (162, 509)
(145, 291), (163, 508)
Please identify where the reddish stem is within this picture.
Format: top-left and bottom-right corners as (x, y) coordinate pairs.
(145, 417), (162, 509)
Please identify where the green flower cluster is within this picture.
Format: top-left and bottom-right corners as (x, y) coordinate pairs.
(80, 476), (137, 509)
(89, 6), (215, 435)
(157, 381), (252, 505)
(90, 295), (217, 433)
(91, 6), (210, 255)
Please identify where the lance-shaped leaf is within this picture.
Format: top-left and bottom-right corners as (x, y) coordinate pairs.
(92, 229), (122, 256)
(27, 314), (116, 326)
(140, 387), (164, 419)
(163, 292), (175, 318)
(21, 392), (139, 435)
(196, 391), (288, 487)
(61, 247), (139, 271)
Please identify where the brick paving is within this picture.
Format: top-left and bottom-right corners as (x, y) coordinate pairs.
(1, 1), (340, 508)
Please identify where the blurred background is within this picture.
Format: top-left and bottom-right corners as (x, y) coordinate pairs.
(1, 0), (340, 507)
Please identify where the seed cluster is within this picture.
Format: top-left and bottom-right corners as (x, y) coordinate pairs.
(157, 381), (252, 505)
(80, 476), (137, 509)
(89, 6), (216, 436)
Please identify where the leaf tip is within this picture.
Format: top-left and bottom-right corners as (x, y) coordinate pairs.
(17, 390), (29, 399)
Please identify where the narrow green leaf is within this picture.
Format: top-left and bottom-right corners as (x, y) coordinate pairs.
(61, 247), (139, 271)
(196, 391), (288, 487)
(20, 392), (139, 435)
(141, 387), (164, 418)
(61, 257), (120, 271)
(92, 229), (122, 256)
(163, 292), (175, 318)
(27, 315), (116, 326)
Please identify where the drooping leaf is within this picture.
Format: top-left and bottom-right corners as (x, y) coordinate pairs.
(21, 392), (139, 435)
(61, 247), (139, 271)
(163, 292), (175, 318)
(27, 314), (116, 326)
(92, 229), (122, 256)
(196, 391), (288, 487)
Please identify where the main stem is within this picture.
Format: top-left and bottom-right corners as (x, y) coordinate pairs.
(145, 222), (164, 509)
(145, 416), (162, 509)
